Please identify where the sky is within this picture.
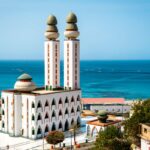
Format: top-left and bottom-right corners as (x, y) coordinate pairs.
(0, 0), (150, 60)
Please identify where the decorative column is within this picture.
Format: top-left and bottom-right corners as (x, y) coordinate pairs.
(44, 15), (60, 90)
(64, 12), (80, 90)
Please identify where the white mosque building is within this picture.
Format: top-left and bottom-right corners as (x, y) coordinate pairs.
(0, 13), (81, 139)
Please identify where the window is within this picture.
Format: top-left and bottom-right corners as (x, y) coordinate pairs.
(37, 113), (42, 120)
(71, 97), (74, 102)
(77, 106), (80, 112)
(59, 98), (62, 105)
(59, 122), (62, 129)
(65, 109), (69, 115)
(65, 97), (69, 103)
(71, 119), (74, 125)
(2, 121), (5, 128)
(71, 108), (74, 113)
(37, 101), (42, 108)
(45, 125), (49, 133)
(52, 99), (56, 106)
(2, 110), (4, 115)
(59, 110), (62, 116)
(32, 115), (35, 121)
(45, 113), (49, 119)
(45, 101), (49, 107)
(52, 111), (56, 118)
(144, 128), (147, 133)
(77, 95), (80, 101)
(32, 102), (35, 108)
(52, 123), (56, 131)
(32, 127), (35, 135)
(2, 98), (4, 104)
(37, 126), (42, 135)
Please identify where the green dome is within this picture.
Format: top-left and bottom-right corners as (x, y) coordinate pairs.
(66, 23), (78, 31)
(97, 110), (107, 116)
(18, 73), (32, 80)
(47, 15), (57, 25)
(66, 12), (77, 23)
(46, 25), (58, 32)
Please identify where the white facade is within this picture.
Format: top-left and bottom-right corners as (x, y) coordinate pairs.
(141, 138), (150, 150)
(0, 89), (81, 139)
(45, 40), (60, 89)
(89, 104), (131, 114)
(86, 120), (121, 138)
(64, 40), (80, 90)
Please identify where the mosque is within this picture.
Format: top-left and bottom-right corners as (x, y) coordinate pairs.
(0, 13), (81, 139)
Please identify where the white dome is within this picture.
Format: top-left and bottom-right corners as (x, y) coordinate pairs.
(14, 81), (36, 92)
(14, 73), (37, 92)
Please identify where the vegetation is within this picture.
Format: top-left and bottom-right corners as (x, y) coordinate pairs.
(124, 99), (150, 144)
(93, 126), (130, 150)
(46, 131), (65, 147)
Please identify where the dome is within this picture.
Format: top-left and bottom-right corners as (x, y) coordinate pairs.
(66, 12), (77, 23)
(97, 110), (107, 116)
(18, 73), (32, 81)
(46, 25), (58, 32)
(47, 15), (57, 25)
(66, 23), (78, 31)
(14, 73), (37, 92)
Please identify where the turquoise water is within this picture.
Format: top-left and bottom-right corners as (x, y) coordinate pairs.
(0, 60), (150, 99)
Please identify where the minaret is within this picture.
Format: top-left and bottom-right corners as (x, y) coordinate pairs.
(64, 13), (80, 90)
(44, 15), (60, 90)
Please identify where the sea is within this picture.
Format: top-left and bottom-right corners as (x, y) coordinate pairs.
(0, 60), (150, 99)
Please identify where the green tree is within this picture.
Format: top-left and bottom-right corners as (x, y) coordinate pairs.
(46, 131), (65, 148)
(124, 99), (150, 144)
(93, 126), (130, 150)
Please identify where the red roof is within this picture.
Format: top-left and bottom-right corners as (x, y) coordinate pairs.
(81, 98), (125, 104)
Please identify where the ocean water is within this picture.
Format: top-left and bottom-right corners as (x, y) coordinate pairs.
(0, 60), (150, 99)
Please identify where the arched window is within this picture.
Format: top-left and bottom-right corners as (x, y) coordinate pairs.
(77, 117), (80, 126)
(77, 95), (80, 101)
(71, 108), (74, 113)
(32, 102), (35, 108)
(45, 125), (49, 133)
(59, 110), (62, 116)
(71, 96), (74, 102)
(77, 106), (80, 112)
(52, 123), (56, 131)
(37, 126), (42, 135)
(52, 111), (56, 118)
(37, 113), (42, 120)
(87, 125), (90, 136)
(2, 98), (4, 104)
(45, 113), (49, 119)
(52, 99), (56, 106)
(2, 110), (4, 115)
(65, 108), (69, 115)
(64, 120), (69, 131)
(37, 101), (42, 108)
(65, 97), (69, 103)
(59, 122), (63, 129)
(32, 114), (35, 121)
(2, 121), (5, 128)
(59, 98), (62, 105)
(71, 119), (74, 125)
(45, 100), (49, 107)
(32, 127), (35, 135)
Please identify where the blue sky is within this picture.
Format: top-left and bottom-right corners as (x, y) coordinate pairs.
(0, 0), (150, 60)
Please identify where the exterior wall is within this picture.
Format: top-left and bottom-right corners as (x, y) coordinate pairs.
(141, 138), (150, 150)
(64, 40), (80, 90)
(34, 90), (81, 139)
(45, 40), (60, 89)
(86, 122), (121, 137)
(89, 104), (131, 114)
(21, 95), (36, 139)
(0, 92), (14, 133)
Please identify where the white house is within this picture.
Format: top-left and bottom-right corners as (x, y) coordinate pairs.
(0, 13), (81, 139)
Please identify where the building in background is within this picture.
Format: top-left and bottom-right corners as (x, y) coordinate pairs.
(82, 98), (131, 114)
(0, 13), (81, 139)
(139, 123), (150, 150)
